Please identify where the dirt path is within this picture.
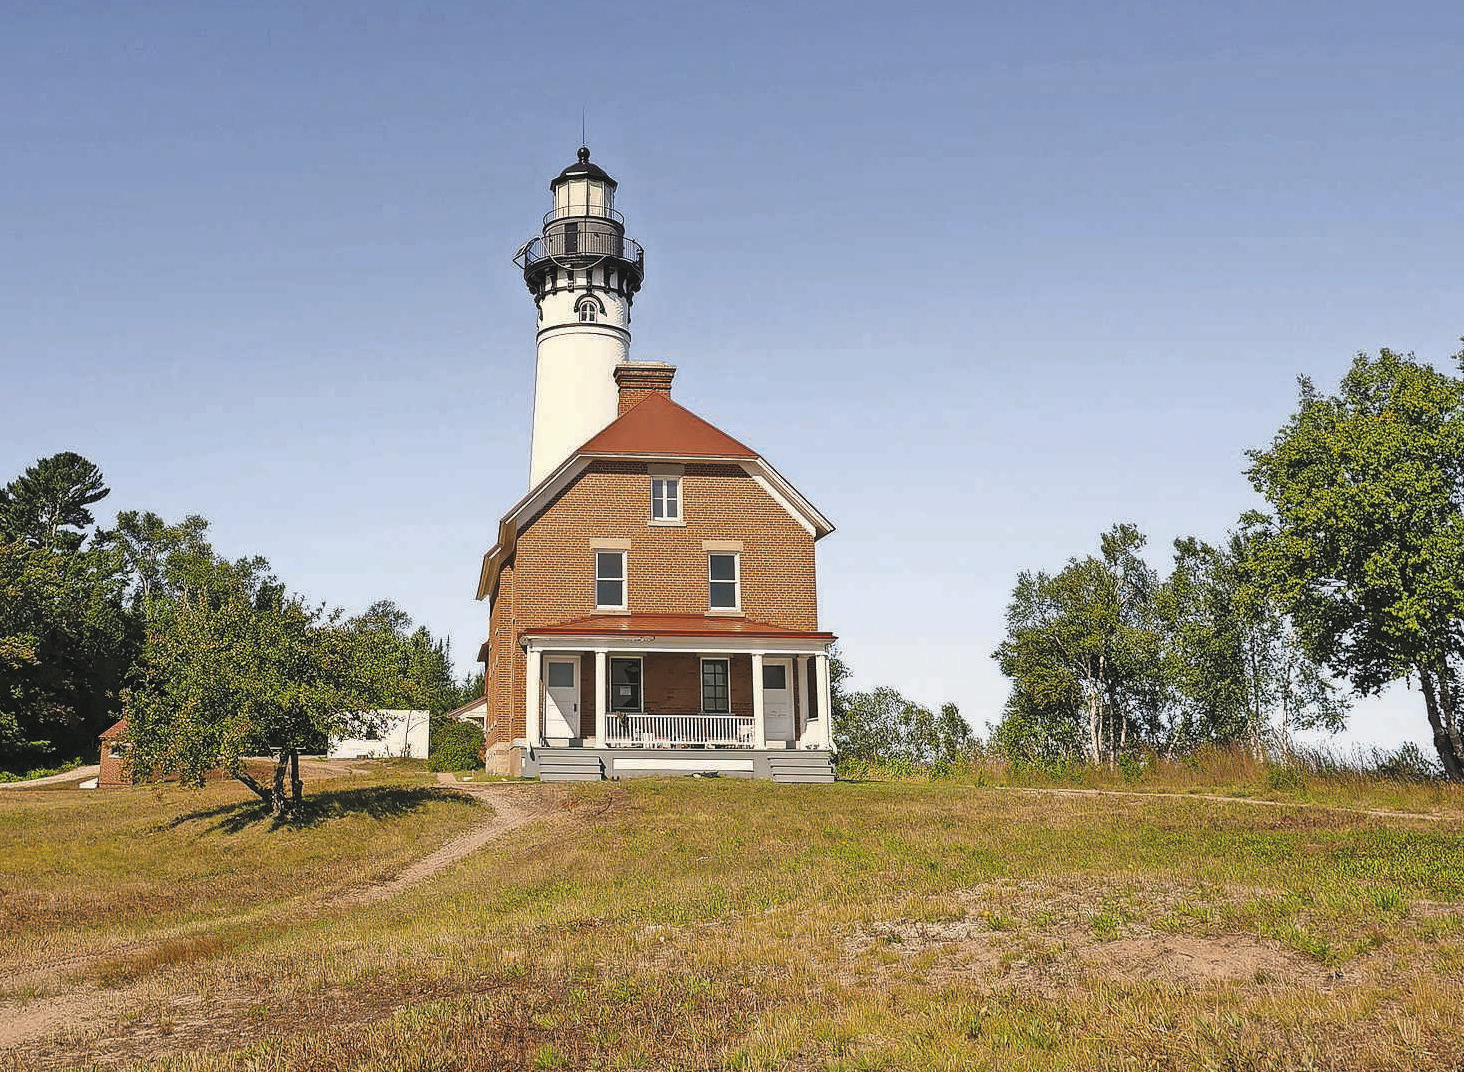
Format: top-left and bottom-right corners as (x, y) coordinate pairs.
(331, 779), (566, 907)
(0, 764), (100, 789)
(0, 780), (566, 1055)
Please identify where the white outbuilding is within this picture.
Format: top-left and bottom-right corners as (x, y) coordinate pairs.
(328, 710), (430, 760)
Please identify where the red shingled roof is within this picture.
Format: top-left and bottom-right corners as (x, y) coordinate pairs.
(99, 717), (128, 740)
(578, 392), (758, 458)
(522, 614), (835, 641)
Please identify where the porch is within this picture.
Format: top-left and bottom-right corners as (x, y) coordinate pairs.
(523, 746), (835, 784)
(514, 615), (837, 782)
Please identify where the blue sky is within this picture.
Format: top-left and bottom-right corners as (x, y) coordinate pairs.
(4, 1), (1461, 750)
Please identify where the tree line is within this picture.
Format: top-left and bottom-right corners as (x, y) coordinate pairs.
(831, 345), (1464, 781)
(0, 453), (480, 809)
(994, 345), (1464, 778)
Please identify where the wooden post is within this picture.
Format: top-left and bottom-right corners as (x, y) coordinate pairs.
(524, 647), (542, 748)
(591, 649), (607, 748)
(751, 652), (767, 749)
(815, 651), (833, 751)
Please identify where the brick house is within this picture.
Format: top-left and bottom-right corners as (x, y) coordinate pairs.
(476, 364), (838, 781)
(475, 148), (837, 783)
(98, 717), (131, 787)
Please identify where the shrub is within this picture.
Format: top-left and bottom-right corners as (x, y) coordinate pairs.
(428, 721), (484, 772)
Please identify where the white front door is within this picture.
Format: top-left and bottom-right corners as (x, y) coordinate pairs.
(544, 658), (580, 740)
(762, 658), (794, 743)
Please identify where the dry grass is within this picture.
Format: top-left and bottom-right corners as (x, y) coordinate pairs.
(4, 767), (1464, 1070)
(926, 743), (1464, 816)
(0, 760), (485, 979)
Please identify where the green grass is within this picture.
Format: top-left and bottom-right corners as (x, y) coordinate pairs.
(4, 766), (1464, 1070)
(0, 760), (485, 981)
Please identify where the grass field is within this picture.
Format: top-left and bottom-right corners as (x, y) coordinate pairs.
(2, 755), (1462, 1071)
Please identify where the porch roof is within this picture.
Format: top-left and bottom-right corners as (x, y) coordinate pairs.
(520, 613), (836, 643)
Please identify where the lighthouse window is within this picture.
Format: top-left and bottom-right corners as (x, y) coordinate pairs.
(650, 477), (680, 522)
(576, 297), (601, 323)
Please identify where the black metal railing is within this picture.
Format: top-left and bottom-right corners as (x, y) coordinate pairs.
(543, 203), (626, 227)
(515, 230), (645, 271)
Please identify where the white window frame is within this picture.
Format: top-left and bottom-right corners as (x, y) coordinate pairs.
(699, 656), (732, 715)
(575, 296), (602, 323)
(650, 476), (681, 524)
(595, 549), (627, 610)
(608, 655), (643, 714)
(708, 552), (741, 612)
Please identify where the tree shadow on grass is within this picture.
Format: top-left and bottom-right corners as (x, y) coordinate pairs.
(163, 785), (480, 834)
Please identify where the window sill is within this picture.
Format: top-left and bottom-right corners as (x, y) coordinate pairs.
(648, 518), (686, 527)
(594, 608), (631, 615)
(706, 608), (744, 617)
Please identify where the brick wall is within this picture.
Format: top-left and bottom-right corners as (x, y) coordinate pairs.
(98, 740), (131, 787)
(483, 459), (820, 750)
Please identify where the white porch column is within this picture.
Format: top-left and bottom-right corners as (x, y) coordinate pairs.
(815, 651), (833, 751)
(751, 652), (767, 749)
(524, 646), (543, 748)
(802, 653), (813, 743)
(591, 649), (607, 748)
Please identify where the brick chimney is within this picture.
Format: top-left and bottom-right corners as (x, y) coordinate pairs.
(613, 361), (677, 416)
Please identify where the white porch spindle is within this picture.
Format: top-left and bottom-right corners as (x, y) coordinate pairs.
(525, 647), (543, 748)
(815, 651), (833, 750)
(591, 650), (607, 748)
(751, 652), (767, 749)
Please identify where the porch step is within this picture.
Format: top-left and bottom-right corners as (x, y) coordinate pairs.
(536, 751), (605, 782)
(768, 751), (835, 784)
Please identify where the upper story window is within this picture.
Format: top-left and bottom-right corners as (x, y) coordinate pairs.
(708, 552), (740, 610)
(651, 477), (680, 522)
(595, 550), (626, 610)
(576, 296), (601, 323)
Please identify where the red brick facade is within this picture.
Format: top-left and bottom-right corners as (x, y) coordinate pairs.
(483, 458), (819, 750)
(98, 719), (131, 787)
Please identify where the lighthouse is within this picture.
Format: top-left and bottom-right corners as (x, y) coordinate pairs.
(515, 146), (646, 487)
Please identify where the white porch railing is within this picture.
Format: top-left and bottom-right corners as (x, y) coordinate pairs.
(601, 713), (754, 748)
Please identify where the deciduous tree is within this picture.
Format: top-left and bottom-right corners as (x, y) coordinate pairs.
(123, 554), (398, 816)
(1159, 529), (1347, 758)
(993, 524), (1170, 765)
(1247, 347), (1464, 778)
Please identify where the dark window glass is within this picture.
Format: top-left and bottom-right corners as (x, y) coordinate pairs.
(651, 478), (680, 521)
(562, 222), (578, 253)
(709, 553), (739, 609)
(596, 551), (625, 608)
(547, 662), (576, 688)
(702, 659), (730, 714)
(610, 658), (642, 712)
(762, 664), (787, 690)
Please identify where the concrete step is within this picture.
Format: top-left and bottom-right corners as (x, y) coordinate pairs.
(536, 751), (605, 782)
(768, 751), (835, 784)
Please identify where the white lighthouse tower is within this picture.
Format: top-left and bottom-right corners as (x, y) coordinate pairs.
(515, 146), (646, 487)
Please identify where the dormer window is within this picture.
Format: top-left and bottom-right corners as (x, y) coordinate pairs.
(576, 296), (601, 323)
(651, 477), (680, 522)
